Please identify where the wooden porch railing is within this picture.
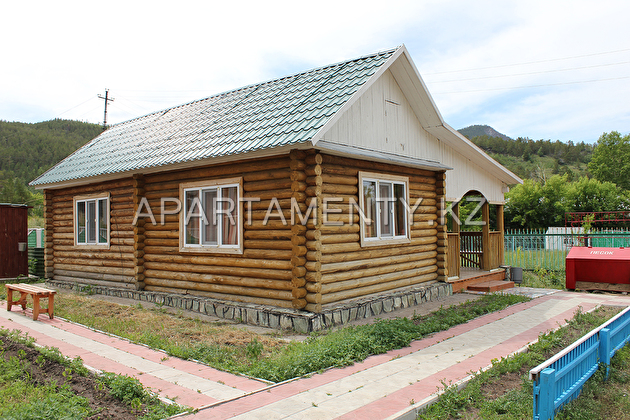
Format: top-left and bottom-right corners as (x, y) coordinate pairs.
(489, 231), (502, 270)
(460, 232), (482, 269)
(450, 231), (503, 273)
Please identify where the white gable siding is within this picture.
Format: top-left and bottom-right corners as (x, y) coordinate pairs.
(320, 69), (507, 204)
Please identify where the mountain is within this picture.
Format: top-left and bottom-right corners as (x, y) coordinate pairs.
(458, 125), (512, 142)
(0, 119), (102, 184)
(457, 125), (593, 181)
(0, 119), (102, 219)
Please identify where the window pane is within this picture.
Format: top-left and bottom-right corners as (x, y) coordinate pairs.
(185, 190), (200, 245)
(394, 183), (407, 237)
(202, 189), (218, 245)
(379, 182), (393, 237)
(222, 186), (238, 245)
(77, 201), (86, 243)
(87, 200), (96, 243)
(363, 181), (377, 238)
(98, 198), (108, 244)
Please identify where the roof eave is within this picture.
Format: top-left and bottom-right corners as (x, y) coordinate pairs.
(31, 142), (314, 190)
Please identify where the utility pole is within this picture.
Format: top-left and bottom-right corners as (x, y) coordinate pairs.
(97, 89), (115, 131)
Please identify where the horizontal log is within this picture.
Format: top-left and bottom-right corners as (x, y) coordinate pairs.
(54, 250), (134, 261)
(315, 272), (438, 305)
(54, 263), (135, 276)
(146, 253), (293, 270)
(243, 168), (292, 183)
(244, 178), (293, 192)
(53, 269), (135, 283)
(143, 285), (294, 308)
(53, 275), (138, 289)
(312, 264), (437, 295)
(310, 250), (437, 279)
(245, 220), (292, 230)
(311, 243), (437, 265)
(244, 230), (294, 240)
(144, 261), (291, 281)
(144, 268), (291, 289)
(52, 245), (134, 253)
(319, 255), (437, 284)
(146, 156), (290, 185)
(144, 238), (178, 247)
(144, 230), (179, 239)
(144, 276), (294, 299)
(243, 239), (292, 250)
(52, 179), (133, 197)
(243, 190), (297, 201)
(243, 249), (292, 260)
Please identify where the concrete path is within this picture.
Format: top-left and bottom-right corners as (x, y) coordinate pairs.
(2, 289), (630, 419)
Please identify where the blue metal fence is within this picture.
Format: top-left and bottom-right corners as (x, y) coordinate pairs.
(530, 307), (630, 420)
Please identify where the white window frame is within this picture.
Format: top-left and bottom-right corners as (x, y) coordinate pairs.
(73, 192), (110, 248)
(179, 177), (243, 254)
(358, 172), (411, 247)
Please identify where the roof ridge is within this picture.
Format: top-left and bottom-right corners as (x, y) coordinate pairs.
(109, 47), (401, 130)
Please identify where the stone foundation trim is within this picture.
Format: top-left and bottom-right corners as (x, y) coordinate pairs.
(46, 279), (452, 333)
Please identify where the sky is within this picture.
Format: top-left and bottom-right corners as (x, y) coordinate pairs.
(2, 0), (629, 144)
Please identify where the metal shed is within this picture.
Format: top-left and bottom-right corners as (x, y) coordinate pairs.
(0, 204), (29, 279)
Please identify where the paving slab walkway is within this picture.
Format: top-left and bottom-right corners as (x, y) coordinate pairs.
(2, 288), (630, 419)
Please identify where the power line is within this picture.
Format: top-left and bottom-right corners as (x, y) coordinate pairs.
(434, 75), (630, 94)
(55, 96), (97, 118)
(424, 48), (630, 76)
(428, 61), (630, 84)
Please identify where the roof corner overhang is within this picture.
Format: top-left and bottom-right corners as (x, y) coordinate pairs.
(315, 140), (452, 172)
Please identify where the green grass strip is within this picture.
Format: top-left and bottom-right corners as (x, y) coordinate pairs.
(244, 294), (529, 382)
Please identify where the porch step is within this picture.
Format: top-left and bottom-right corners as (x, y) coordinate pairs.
(467, 280), (515, 293)
(449, 270), (506, 293)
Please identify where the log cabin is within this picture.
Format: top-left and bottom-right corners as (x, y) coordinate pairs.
(31, 45), (521, 329)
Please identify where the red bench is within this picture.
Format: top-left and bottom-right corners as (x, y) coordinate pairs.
(6, 283), (56, 320)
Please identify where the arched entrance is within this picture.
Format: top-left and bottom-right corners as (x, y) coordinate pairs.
(446, 191), (505, 290)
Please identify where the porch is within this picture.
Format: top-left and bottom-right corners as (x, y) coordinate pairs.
(445, 199), (514, 292)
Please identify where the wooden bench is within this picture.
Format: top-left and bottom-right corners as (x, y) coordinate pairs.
(6, 283), (56, 321)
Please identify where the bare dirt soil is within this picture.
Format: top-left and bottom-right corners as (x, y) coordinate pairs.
(0, 335), (141, 420)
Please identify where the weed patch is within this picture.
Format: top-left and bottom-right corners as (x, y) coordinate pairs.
(245, 294), (530, 382)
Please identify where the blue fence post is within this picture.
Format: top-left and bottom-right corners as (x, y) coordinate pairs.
(599, 327), (611, 379)
(539, 368), (556, 420)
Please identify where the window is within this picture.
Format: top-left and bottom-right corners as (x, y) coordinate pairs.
(179, 178), (242, 254)
(74, 193), (109, 247)
(359, 172), (410, 246)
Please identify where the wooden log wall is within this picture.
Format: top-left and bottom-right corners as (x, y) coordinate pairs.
(141, 155), (296, 309)
(303, 152), (440, 312)
(44, 190), (54, 278)
(48, 178), (136, 289)
(44, 150), (444, 313)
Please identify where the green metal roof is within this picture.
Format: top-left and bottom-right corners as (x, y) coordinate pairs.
(31, 48), (398, 187)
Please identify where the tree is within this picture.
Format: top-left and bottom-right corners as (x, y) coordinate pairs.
(504, 174), (630, 229)
(504, 175), (570, 229)
(588, 131), (630, 190)
(566, 177), (629, 214)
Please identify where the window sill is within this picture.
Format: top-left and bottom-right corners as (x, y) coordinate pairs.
(179, 246), (243, 255)
(360, 237), (411, 247)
